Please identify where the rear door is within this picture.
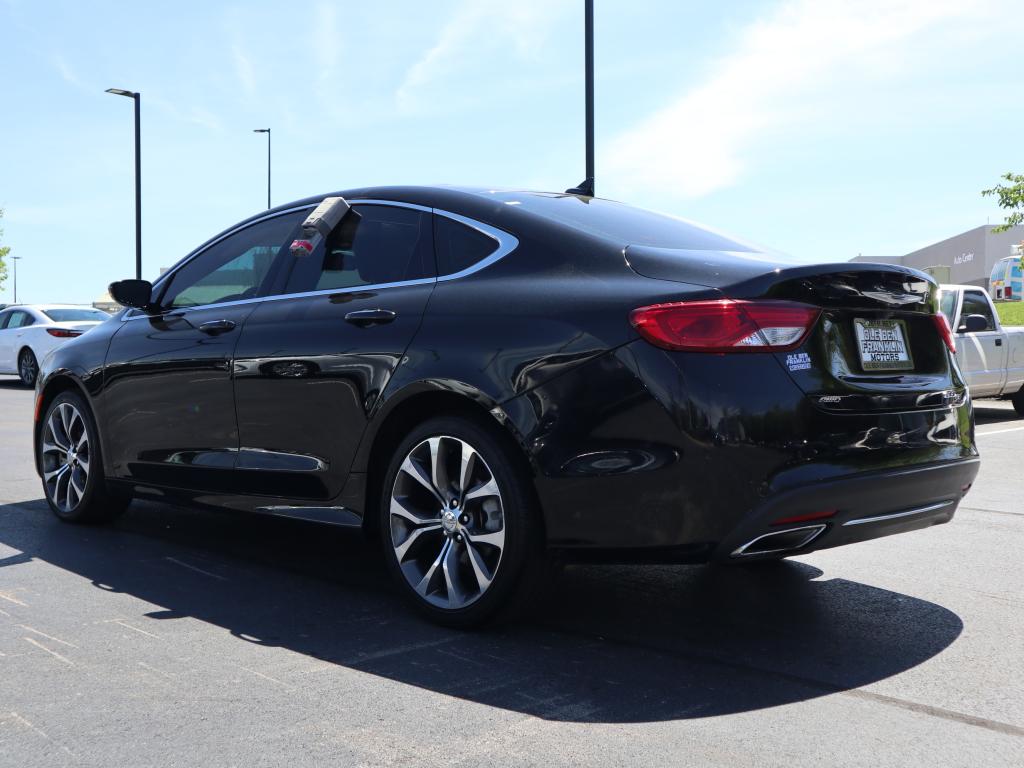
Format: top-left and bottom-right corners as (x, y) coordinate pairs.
(232, 202), (436, 507)
(101, 209), (305, 490)
(0, 310), (36, 373)
(0, 310), (17, 372)
(956, 289), (1007, 396)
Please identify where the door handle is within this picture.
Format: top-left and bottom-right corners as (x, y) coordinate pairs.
(198, 319), (237, 335)
(344, 309), (397, 327)
(995, 338), (1003, 346)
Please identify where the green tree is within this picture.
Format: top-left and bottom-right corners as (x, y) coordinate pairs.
(982, 173), (1024, 232)
(0, 208), (9, 292)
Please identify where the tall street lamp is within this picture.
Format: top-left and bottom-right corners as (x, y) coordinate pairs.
(254, 128), (271, 209)
(106, 88), (142, 280)
(11, 255), (21, 303)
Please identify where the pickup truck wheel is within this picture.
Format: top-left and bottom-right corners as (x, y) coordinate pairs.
(1011, 387), (1024, 417)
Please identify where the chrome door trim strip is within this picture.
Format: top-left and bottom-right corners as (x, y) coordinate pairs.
(841, 499), (955, 527)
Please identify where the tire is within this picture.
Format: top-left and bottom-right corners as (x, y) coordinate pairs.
(18, 348), (38, 387)
(1012, 387), (1024, 417)
(38, 391), (129, 524)
(379, 415), (542, 628)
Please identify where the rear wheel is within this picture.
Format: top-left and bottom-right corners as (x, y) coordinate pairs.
(379, 415), (541, 628)
(18, 348), (38, 387)
(1011, 387), (1024, 417)
(39, 391), (129, 524)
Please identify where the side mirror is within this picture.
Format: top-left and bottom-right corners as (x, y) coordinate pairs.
(109, 279), (156, 312)
(958, 314), (988, 333)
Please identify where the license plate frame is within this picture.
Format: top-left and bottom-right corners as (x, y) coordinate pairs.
(854, 318), (914, 372)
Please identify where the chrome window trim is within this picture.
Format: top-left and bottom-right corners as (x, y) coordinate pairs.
(433, 209), (520, 282)
(124, 198), (518, 322)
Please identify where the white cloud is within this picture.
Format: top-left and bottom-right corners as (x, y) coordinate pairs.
(232, 42), (256, 96)
(52, 54), (85, 90)
(396, 0), (568, 113)
(604, 0), (1005, 200)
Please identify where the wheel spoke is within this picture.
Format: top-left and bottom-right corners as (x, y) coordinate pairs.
(60, 404), (73, 443)
(415, 538), (451, 597)
(393, 522), (442, 562)
(390, 495), (435, 525)
(46, 419), (70, 452)
(458, 445), (477, 502)
(442, 540), (465, 608)
(398, 455), (444, 506)
(465, 540), (493, 591)
(464, 477), (499, 503)
(465, 528), (504, 551)
(70, 470), (86, 502)
(44, 464), (69, 484)
(427, 437), (450, 499)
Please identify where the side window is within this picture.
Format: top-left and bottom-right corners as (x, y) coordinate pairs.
(6, 311), (33, 329)
(284, 204), (434, 293)
(0, 311), (11, 329)
(960, 291), (995, 331)
(434, 215), (499, 276)
(160, 211), (304, 309)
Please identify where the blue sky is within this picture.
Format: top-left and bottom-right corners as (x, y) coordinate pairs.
(1, 0), (1022, 304)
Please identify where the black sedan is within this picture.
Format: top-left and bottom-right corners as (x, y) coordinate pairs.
(33, 186), (980, 626)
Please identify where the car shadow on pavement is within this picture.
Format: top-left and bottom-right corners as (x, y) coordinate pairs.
(973, 402), (1021, 426)
(0, 498), (963, 724)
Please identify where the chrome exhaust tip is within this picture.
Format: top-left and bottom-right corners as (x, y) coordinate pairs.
(731, 524), (827, 558)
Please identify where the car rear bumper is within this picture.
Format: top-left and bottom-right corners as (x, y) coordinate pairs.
(713, 457), (979, 562)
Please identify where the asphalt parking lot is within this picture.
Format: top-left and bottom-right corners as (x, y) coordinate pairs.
(0, 376), (1022, 767)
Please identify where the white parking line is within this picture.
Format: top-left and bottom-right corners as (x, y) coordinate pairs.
(976, 425), (1024, 437)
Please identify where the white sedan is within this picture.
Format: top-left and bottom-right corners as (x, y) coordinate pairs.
(0, 304), (111, 386)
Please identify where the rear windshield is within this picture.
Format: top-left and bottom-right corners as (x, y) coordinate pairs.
(495, 192), (756, 251)
(43, 308), (109, 322)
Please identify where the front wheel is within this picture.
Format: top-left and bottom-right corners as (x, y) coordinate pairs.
(379, 416), (541, 628)
(39, 391), (129, 524)
(18, 348), (38, 387)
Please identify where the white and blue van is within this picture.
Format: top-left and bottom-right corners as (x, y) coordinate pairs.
(990, 254), (1023, 302)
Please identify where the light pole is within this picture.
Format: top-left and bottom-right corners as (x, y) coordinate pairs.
(105, 88), (142, 280)
(566, 0), (595, 197)
(11, 255), (21, 303)
(254, 129), (271, 209)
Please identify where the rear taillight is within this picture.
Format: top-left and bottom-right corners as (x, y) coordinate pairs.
(1007, 286), (1013, 299)
(46, 328), (83, 338)
(629, 299), (820, 352)
(932, 314), (956, 355)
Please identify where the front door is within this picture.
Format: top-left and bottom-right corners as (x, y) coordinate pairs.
(100, 209), (306, 491)
(232, 202), (436, 507)
(956, 289), (1007, 396)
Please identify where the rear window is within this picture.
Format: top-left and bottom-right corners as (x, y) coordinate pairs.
(43, 308), (109, 322)
(434, 215), (498, 275)
(497, 192), (756, 251)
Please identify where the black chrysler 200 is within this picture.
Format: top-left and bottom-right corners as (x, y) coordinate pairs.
(33, 186), (979, 626)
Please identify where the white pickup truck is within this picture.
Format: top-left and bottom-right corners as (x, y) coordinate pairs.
(939, 284), (1024, 415)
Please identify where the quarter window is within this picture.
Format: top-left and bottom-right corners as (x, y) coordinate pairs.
(5, 311), (34, 328)
(160, 211), (305, 310)
(960, 291), (995, 331)
(434, 215), (499, 276)
(284, 204), (434, 293)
